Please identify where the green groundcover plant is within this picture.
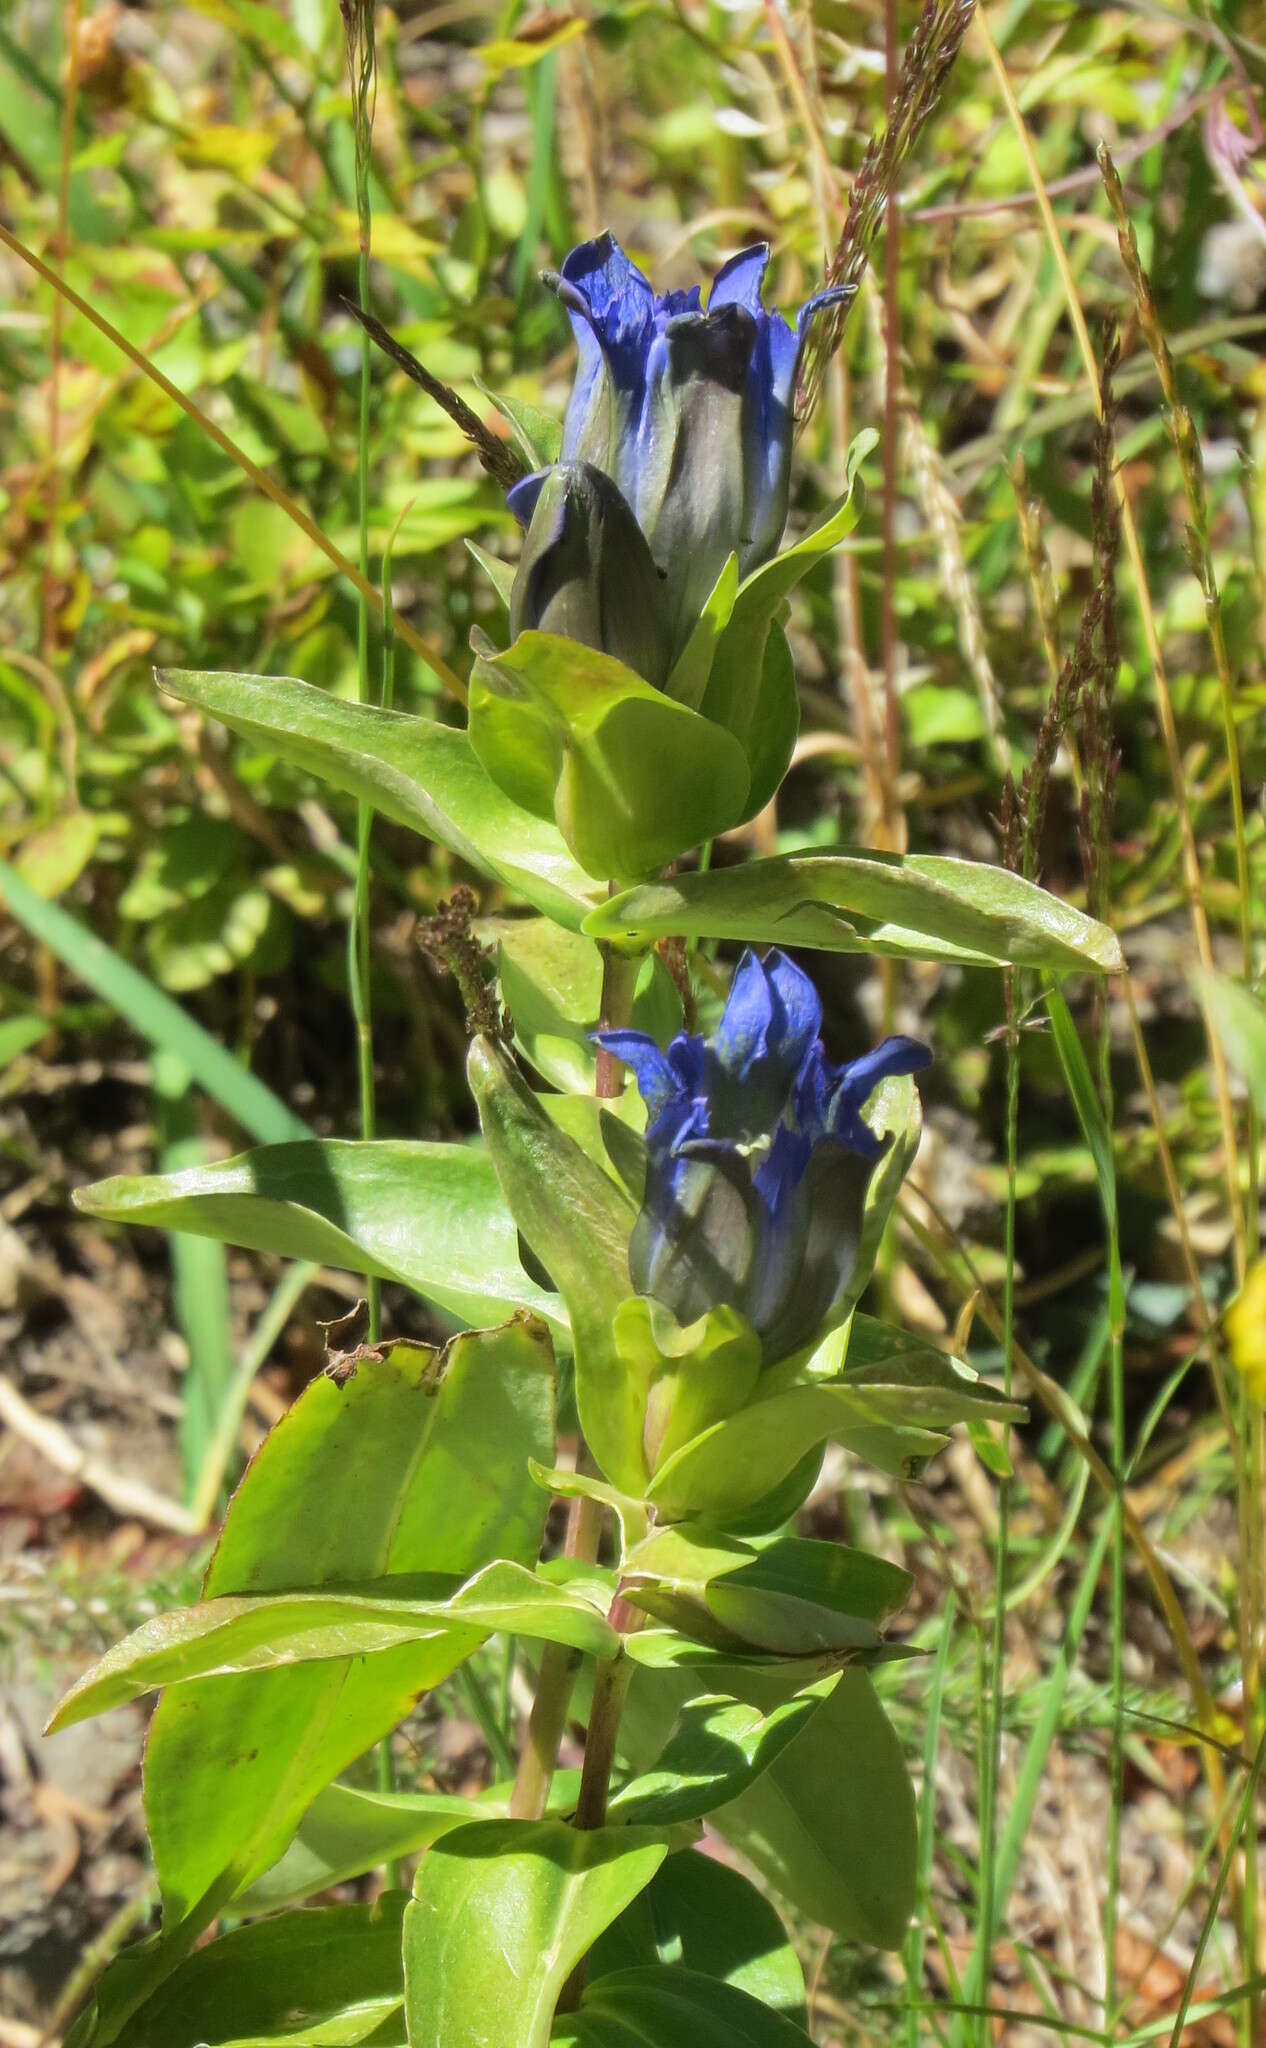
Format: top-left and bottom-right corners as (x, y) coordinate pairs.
(50, 232), (1121, 2048)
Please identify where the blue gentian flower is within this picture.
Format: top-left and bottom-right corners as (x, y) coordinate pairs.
(597, 949), (930, 1363)
(509, 234), (852, 663)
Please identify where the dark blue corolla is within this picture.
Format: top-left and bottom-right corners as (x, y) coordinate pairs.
(597, 949), (930, 1364)
(509, 234), (851, 670)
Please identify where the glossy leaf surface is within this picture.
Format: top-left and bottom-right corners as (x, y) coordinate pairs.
(553, 1966), (813, 2046)
(609, 1681), (837, 1825)
(158, 668), (598, 928)
(100, 1899), (407, 2048)
(469, 1035), (646, 1491)
(468, 631), (751, 879)
(622, 1664), (915, 1947)
(624, 1526), (910, 1657)
(586, 852), (1123, 973)
(588, 1854), (805, 2021)
(493, 918), (680, 1095)
(51, 1559), (616, 1725)
(76, 1139), (563, 1335)
(142, 1327), (553, 1933)
(241, 1773), (582, 1912)
(706, 1668), (916, 1946)
(403, 1820), (666, 2048)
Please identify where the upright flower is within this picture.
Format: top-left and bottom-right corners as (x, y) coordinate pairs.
(509, 234), (851, 665)
(597, 949), (930, 1363)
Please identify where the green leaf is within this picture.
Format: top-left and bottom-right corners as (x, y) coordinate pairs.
(553, 1965), (813, 2046)
(239, 1773), (583, 1913)
(1198, 971), (1266, 1115)
(95, 1899), (407, 2048)
(621, 1664), (915, 1948)
(0, 858), (306, 1146)
(622, 1525), (909, 1656)
(15, 808), (100, 898)
(474, 378), (563, 468)
(698, 463), (869, 763)
(529, 1461), (649, 1553)
(157, 669), (598, 929)
(712, 1668), (916, 1946)
(468, 1034), (646, 1493)
(588, 1854), (805, 2022)
(646, 1382), (939, 1520)
(609, 1682), (837, 1826)
(0, 1013), (49, 1067)
(493, 918), (681, 1095)
(75, 1138), (562, 1336)
(466, 538), (516, 609)
(403, 1820), (667, 2048)
(586, 852), (1123, 973)
(646, 1325), (1019, 1521)
(612, 1297), (762, 1478)
(736, 621), (798, 826)
(664, 554), (739, 712)
(1045, 982), (1116, 1226)
(468, 631), (751, 880)
(50, 1558), (617, 1727)
(140, 1326), (553, 1948)
(118, 816), (243, 920)
(145, 876), (290, 991)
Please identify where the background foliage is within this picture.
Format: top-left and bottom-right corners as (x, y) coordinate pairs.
(1, 0), (1265, 2041)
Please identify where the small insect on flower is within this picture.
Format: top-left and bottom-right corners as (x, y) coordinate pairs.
(509, 234), (852, 672)
(597, 948), (930, 1365)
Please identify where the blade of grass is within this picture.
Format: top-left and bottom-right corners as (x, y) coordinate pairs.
(154, 1050), (234, 1502)
(973, 8), (1246, 1284)
(1166, 1723), (1266, 2048)
(0, 858), (308, 1145)
(345, 0), (382, 1347)
(187, 1260), (317, 1532)
(906, 1590), (956, 2048)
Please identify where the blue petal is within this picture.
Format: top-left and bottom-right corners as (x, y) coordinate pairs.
(738, 309), (799, 571)
(795, 282), (854, 337)
(763, 950), (822, 1071)
(507, 469), (549, 529)
(593, 1029), (677, 1121)
(554, 235), (656, 465)
(560, 232), (655, 336)
(709, 243), (770, 315)
(656, 284), (703, 318)
(752, 1118), (812, 1216)
(629, 1146), (759, 1328)
(748, 1122), (813, 1335)
(666, 1031), (706, 1096)
(824, 1035), (932, 1154)
(712, 949), (775, 1078)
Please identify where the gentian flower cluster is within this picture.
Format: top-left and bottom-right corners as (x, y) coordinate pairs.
(598, 949), (930, 1364)
(509, 234), (850, 677)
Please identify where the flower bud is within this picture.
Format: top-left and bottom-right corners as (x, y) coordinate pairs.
(597, 949), (930, 1365)
(535, 234), (851, 659)
(508, 460), (671, 689)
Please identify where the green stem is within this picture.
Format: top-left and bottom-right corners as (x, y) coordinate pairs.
(348, 34), (379, 1344)
(1100, 985), (1126, 2029)
(509, 1484), (603, 1820)
(460, 1661), (518, 1782)
(975, 969), (1018, 2044)
(377, 1729), (401, 1890)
